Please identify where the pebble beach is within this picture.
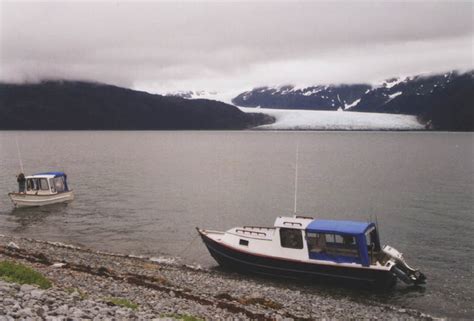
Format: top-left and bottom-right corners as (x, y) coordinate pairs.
(0, 234), (436, 320)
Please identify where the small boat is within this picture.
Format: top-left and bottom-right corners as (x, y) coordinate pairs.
(197, 216), (426, 287)
(8, 172), (74, 207)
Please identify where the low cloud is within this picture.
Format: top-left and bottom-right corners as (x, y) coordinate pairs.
(1, 1), (472, 93)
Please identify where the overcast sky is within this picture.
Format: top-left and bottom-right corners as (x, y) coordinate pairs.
(1, 1), (472, 94)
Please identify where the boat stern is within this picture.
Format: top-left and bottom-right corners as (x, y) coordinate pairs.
(383, 245), (426, 285)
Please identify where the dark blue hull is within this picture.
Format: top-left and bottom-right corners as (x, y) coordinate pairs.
(199, 231), (396, 286)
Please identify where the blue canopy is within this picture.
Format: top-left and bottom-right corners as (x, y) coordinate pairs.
(306, 220), (376, 266)
(35, 172), (67, 177)
(306, 220), (374, 235)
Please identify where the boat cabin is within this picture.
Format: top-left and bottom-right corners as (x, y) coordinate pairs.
(24, 172), (70, 195)
(305, 220), (381, 266)
(274, 217), (381, 266)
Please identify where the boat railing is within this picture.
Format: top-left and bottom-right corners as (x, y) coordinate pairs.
(235, 229), (267, 237)
(295, 215), (314, 220)
(242, 226), (275, 231)
(283, 221), (302, 227)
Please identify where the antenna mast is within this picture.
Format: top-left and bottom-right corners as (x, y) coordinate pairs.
(293, 142), (299, 215)
(15, 136), (24, 173)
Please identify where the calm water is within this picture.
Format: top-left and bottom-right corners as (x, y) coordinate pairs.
(0, 131), (472, 318)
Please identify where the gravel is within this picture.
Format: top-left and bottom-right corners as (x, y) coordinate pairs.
(0, 235), (437, 320)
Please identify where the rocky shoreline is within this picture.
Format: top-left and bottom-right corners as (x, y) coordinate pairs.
(0, 234), (436, 320)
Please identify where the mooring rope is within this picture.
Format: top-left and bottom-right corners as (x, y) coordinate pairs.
(177, 233), (200, 260)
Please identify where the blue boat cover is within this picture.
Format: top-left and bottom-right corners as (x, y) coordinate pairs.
(306, 220), (376, 266)
(306, 220), (374, 235)
(35, 172), (67, 177)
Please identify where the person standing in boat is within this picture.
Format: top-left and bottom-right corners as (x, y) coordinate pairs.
(17, 173), (26, 193)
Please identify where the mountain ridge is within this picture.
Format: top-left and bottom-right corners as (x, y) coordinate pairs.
(231, 71), (474, 131)
(0, 81), (274, 130)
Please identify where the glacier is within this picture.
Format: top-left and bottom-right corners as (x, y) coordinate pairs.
(239, 107), (424, 130)
(165, 88), (426, 130)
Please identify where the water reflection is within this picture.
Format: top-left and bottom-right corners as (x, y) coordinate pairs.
(9, 203), (69, 232)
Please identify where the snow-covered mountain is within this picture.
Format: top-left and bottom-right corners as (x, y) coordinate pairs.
(165, 90), (237, 104)
(232, 71), (469, 111)
(233, 84), (371, 111)
(232, 71), (474, 131)
(166, 90), (218, 100)
(353, 71), (466, 114)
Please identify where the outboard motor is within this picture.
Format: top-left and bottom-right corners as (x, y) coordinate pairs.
(383, 245), (426, 285)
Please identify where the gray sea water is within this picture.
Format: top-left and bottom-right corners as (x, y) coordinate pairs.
(0, 131), (472, 319)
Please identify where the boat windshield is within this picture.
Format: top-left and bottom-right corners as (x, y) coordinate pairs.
(53, 176), (66, 193)
(26, 178), (50, 192)
(26, 178), (38, 191)
(49, 178), (56, 193)
(39, 178), (49, 190)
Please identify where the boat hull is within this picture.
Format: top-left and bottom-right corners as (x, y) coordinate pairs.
(8, 191), (74, 207)
(198, 230), (396, 286)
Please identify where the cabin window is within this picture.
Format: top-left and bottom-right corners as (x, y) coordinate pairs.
(54, 177), (66, 193)
(280, 228), (303, 249)
(325, 234), (359, 257)
(307, 232), (359, 258)
(239, 239), (249, 246)
(27, 179), (38, 191)
(306, 232), (326, 253)
(49, 178), (56, 193)
(39, 178), (49, 190)
(326, 234), (356, 247)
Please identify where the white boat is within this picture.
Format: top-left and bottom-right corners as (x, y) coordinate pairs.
(198, 215), (426, 287)
(8, 172), (74, 207)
